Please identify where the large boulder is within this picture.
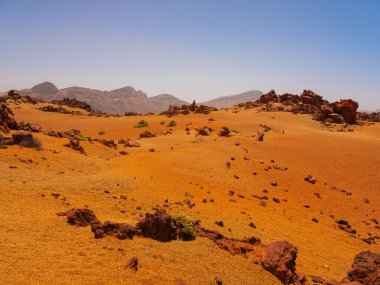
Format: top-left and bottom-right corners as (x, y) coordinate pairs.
(12, 131), (34, 147)
(344, 251), (380, 285)
(262, 241), (307, 285)
(136, 209), (180, 242)
(331, 99), (358, 124)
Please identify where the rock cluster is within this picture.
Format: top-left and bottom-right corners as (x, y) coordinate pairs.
(64, 139), (86, 154)
(38, 105), (82, 115)
(0, 103), (18, 133)
(51, 98), (92, 112)
(164, 101), (217, 116)
(244, 90), (360, 124)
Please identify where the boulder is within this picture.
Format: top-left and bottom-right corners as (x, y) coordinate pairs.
(262, 241), (306, 284)
(198, 127), (211, 136)
(140, 131), (155, 138)
(64, 139), (86, 154)
(12, 131), (33, 146)
(345, 251), (380, 285)
(331, 99), (358, 124)
(136, 209), (180, 242)
(219, 127), (230, 137)
(125, 138), (140, 147)
(66, 208), (100, 227)
(99, 221), (136, 240)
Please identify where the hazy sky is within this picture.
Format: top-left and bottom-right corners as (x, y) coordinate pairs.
(1, 0), (379, 110)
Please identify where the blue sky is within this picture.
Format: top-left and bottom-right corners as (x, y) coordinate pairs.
(0, 0), (379, 110)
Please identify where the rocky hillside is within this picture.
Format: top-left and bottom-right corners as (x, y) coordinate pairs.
(201, 90), (262, 109)
(16, 82), (189, 115)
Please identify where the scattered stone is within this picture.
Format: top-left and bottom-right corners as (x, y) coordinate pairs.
(125, 256), (138, 272)
(219, 127), (230, 137)
(215, 221), (224, 227)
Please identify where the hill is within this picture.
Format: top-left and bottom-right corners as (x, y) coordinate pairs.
(201, 90), (263, 109)
(16, 82), (189, 115)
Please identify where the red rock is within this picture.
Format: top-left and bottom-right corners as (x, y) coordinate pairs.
(331, 99), (359, 124)
(345, 251), (380, 285)
(125, 256), (138, 272)
(262, 241), (306, 284)
(12, 131), (33, 146)
(125, 138), (140, 147)
(260, 90), (279, 103)
(140, 131), (155, 138)
(100, 221), (136, 240)
(136, 209), (180, 242)
(66, 208), (100, 227)
(64, 139), (86, 154)
(219, 127), (230, 137)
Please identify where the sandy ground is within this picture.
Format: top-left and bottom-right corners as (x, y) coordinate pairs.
(0, 102), (379, 284)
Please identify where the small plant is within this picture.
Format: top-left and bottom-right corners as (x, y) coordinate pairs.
(325, 118), (334, 124)
(98, 130), (105, 135)
(166, 120), (176, 127)
(174, 215), (196, 241)
(79, 135), (88, 141)
(134, 120), (149, 128)
(160, 121), (165, 125)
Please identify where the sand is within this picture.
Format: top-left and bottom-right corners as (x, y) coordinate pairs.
(0, 102), (379, 284)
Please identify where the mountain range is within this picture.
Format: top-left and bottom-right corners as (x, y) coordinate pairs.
(0, 82), (263, 114)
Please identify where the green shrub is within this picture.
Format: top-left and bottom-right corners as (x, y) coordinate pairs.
(80, 135), (88, 141)
(166, 120), (176, 127)
(160, 121), (165, 125)
(134, 120), (149, 128)
(174, 215), (196, 241)
(98, 130), (105, 135)
(325, 118), (334, 123)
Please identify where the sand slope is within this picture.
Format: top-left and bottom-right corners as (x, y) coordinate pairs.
(0, 102), (379, 284)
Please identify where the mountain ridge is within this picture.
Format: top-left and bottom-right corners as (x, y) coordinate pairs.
(2, 82), (263, 114)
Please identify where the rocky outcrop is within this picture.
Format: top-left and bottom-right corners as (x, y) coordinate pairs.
(357, 112), (380, 122)
(262, 241), (307, 285)
(51, 98), (92, 112)
(330, 100), (359, 124)
(136, 209), (181, 242)
(18, 122), (41, 133)
(343, 251), (380, 285)
(64, 139), (86, 154)
(163, 102), (217, 116)
(38, 105), (82, 115)
(254, 90), (360, 124)
(0, 103), (18, 133)
(12, 131), (37, 148)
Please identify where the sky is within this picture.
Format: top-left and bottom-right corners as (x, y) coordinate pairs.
(0, 0), (379, 110)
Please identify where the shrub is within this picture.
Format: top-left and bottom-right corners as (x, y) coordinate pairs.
(160, 121), (165, 125)
(325, 118), (334, 123)
(166, 120), (176, 127)
(79, 135), (88, 141)
(174, 215), (196, 241)
(98, 130), (105, 135)
(134, 120), (149, 128)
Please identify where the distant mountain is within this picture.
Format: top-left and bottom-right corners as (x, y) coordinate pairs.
(17, 82), (189, 114)
(201, 90), (263, 109)
(3, 82), (263, 114)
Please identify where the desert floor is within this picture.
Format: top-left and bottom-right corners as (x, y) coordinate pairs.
(0, 102), (379, 284)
